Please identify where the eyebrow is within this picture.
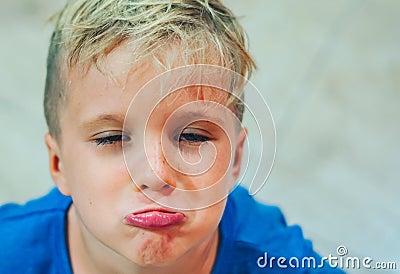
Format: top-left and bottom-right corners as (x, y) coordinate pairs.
(79, 113), (125, 131)
(185, 111), (226, 126)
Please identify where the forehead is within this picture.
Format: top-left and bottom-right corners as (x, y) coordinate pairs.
(63, 44), (237, 130)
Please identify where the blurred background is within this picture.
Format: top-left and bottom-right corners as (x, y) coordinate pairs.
(0, 0), (399, 273)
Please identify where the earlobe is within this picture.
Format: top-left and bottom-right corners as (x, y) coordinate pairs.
(45, 133), (71, 196)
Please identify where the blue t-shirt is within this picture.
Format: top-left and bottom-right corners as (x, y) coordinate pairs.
(0, 186), (344, 273)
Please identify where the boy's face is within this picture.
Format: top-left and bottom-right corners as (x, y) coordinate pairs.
(46, 45), (246, 267)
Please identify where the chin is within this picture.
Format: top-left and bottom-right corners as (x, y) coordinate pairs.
(128, 233), (181, 267)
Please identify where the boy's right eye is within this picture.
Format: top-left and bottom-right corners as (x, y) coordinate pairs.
(92, 131), (131, 147)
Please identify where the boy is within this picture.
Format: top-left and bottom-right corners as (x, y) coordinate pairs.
(0, 1), (344, 273)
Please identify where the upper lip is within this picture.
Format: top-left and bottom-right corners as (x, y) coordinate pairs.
(130, 207), (182, 215)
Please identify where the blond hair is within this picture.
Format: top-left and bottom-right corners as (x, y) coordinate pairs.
(44, 0), (256, 139)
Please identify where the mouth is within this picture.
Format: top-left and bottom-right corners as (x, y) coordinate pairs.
(124, 208), (185, 229)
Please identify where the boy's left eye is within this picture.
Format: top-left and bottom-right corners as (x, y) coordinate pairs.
(174, 128), (212, 145)
(179, 133), (210, 144)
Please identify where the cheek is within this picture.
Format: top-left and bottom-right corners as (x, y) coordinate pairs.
(208, 141), (234, 180)
(62, 142), (132, 241)
(62, 141), (130, 206)
(187, 201), (226, 238)
(180, 140), (234, 193)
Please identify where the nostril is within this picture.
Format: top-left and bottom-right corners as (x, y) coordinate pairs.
(159, 183), (174, 196)
(136, 179), (174, 192)
(140, 184), (149, 191)
(162, 184), (173, 190)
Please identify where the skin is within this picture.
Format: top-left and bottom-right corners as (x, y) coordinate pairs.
(45, 44), (247, 274)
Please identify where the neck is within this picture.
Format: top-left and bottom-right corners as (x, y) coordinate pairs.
(67, 205), (219, 274)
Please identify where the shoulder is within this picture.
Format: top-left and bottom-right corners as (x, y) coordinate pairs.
(221, 186), (306, 257)
(214, 186), (345, 273)
(0, 188), (71, 234)
(0, 188), (71, 218)
(222, 185), (293, 245)
(0, 188), (72, 273)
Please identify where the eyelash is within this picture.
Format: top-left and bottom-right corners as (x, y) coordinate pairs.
(94, 135), (130, 146)
(177, 133), (210, 144)
(93, 132), (210, 147)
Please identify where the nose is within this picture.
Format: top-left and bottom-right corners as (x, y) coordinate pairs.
(137, 140), (176, 195)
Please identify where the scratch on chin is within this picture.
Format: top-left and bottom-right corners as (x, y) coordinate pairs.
(140, 237), (172, 265)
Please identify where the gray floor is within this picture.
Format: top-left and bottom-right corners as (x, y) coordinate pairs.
(0, 1), (399, 273)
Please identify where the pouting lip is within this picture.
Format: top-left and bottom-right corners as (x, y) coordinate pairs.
(124, 208), (186, 229)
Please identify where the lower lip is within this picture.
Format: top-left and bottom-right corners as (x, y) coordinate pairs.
(124, 211), (185, 229)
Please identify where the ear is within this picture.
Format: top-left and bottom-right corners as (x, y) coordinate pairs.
(45, 133), (71, 196)
(231, 127), (247, 181)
